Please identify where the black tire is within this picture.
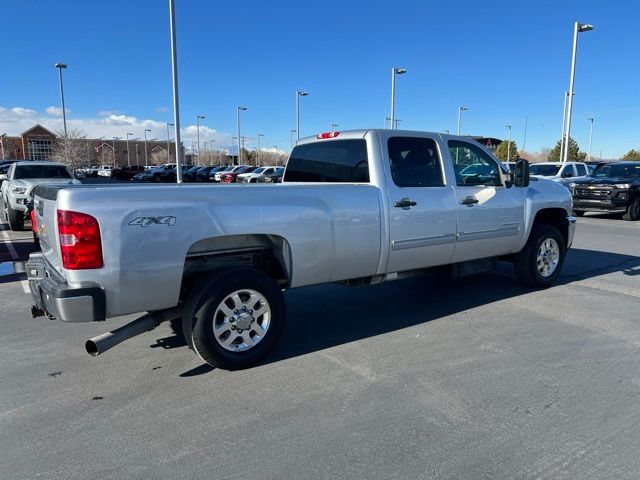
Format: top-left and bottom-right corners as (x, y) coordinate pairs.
(514, 224), (565, 288)
(573, 210), (585, 217)
(7, 204), (24, 231)
(183, 268), (285, 370)
(1, 197), (6, 222)
(622, 198), (640, 221)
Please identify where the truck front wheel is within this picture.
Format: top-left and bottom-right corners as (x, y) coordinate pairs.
(514, 224), (565, 288)
(622, 199), (640, 221)
(183, 268), (286, 370)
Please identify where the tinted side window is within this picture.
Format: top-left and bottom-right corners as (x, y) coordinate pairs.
(387, 137), (444, 187)
(285, 140), (369, 183)
(448, 140), (502, 187)
(575, 163), (587, 176)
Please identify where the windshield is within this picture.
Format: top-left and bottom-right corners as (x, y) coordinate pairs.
(253, 167), (266, 174)
(529, 164), (561, 176)
(592, 163), (640, 178)
(15, 164), (71, 179)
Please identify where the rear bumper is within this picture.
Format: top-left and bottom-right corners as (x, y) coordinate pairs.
(26, 253), (105, 323)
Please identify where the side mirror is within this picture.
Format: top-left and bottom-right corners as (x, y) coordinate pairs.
(514, 160), (530, 187)
(561, 171), (573, 178)
(0, 174), (8, 181)
(75, 172), (86, 179)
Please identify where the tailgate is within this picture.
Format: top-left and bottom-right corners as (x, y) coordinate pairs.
(33, 185), (66, 276)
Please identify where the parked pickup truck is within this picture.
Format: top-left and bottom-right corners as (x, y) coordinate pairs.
(26, 130), (575, 370)
(1, 161), (80, 231)
(570, 161), (640, 220)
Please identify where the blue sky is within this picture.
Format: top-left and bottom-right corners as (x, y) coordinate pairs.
(0, 0), (637, 158)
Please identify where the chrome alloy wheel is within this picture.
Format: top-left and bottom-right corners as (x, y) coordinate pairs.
(537, 238), (560, 277)
(211, 289), (271, 352)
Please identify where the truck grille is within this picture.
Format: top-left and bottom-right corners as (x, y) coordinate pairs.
(574, 186), (612, 199)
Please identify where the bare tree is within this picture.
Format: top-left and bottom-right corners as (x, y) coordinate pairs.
(52, 128), (89, 172)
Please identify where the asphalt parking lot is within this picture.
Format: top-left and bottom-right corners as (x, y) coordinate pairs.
(1, 214), (639, 479)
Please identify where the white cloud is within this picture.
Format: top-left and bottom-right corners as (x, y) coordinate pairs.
(10, 107), (36, 117)
(45, 106), (65, 116)
(0, 106), (236, 150)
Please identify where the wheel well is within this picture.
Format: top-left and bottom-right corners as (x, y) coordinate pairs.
(532, 208), (569, 246)
(179, 234), (292, 300)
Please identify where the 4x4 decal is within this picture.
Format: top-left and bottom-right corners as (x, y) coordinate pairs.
(128, 216), (177, 227)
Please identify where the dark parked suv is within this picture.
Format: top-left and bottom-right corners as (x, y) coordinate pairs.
(112, 165), (145, 180)
(571, 162), (640, 220)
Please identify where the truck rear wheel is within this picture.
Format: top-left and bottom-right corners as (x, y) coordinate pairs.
(7, 204), (25, 231)
(183, 268), (285, 370)
(622, 199), (640, 221)
(514, 224), (565, 288)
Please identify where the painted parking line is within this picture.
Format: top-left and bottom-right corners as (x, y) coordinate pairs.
(0, 224), (31, 294)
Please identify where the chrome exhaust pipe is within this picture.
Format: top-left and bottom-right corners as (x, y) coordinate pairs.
(85, 307), (181, 356)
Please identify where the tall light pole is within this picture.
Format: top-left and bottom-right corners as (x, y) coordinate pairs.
(563, 21), (594, 163)
(457, 106), (468, 136)
(273, 145), (278, 165)
(54, 63), (68, 138)
(290, 129), (296, 150)
(505, 124), (512, 163)
(587, 116), (594, 161)
(296, 91), (308, 140)
(169, 0), (184, 183)
(394, 119), (402, 129)
(135, 143), (140, 166)
(210, 139), (216, 165)
(166, 122), (174, 162)
(385, 116), (391, 128)
(144, 128), (151, 166)
(390, 67), (406, 130)
(237, 106), (247, 164)
(560, 91), (569, 161)
(257, 133), (263, 165)
(232, 136), (238, 164)
(125, 132), (133, 167)
(112, 137), (120, 167)
(196, 114), (205, 166)
(1, 133), (6, 159)
(331, 123), (338, 133)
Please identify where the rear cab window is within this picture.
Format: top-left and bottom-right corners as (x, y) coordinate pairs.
(387, 137), (445, 187)
(285, 139), (369, 182)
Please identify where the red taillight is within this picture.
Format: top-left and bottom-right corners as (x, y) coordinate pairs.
(57, 210), (103, 270)
(316, 131), (340, 139)
(30, 210), (38, 233)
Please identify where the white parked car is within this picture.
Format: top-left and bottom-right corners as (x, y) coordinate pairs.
(96, 165), (115, 177)
(0, 161), (80, 230)
(529, 162), (589, 183)
(238, 165), (279, 183)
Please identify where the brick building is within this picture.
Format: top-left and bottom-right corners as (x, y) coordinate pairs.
(0, 124), (183, 167)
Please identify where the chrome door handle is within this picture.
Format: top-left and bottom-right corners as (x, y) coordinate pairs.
(394, 198), (417, 209)
(460, 196), (479, 205)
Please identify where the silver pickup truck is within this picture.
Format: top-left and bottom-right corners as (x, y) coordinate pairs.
(26, 129), (575, 369)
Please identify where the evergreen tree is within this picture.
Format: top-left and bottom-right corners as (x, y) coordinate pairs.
(494, 140), (520, 162)
(547, 137), (587, 161)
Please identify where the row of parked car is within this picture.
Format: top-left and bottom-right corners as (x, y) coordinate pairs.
(77, 163), (286, 183)
(129, 164), (285, 183)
